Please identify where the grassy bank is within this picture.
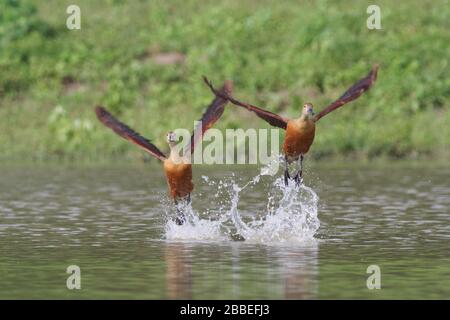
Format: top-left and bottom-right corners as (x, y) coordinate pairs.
(0, 0), (449, 163)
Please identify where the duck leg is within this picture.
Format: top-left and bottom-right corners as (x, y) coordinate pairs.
(186, 193), (191, 205)
(293, 155), (304, 187)
(174, 198), (186, 225)
(174, 194), (191, 225)
(284, 155), (291, 186)
(174, 200), (184, 225)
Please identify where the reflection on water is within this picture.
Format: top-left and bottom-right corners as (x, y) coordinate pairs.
(0, 164), (449, 299)
(165, 243), (192, 299)
(276, 245), (318, 299)
(162, 241), (319, 299)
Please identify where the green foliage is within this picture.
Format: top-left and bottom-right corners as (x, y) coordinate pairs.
(47, 105), (94, 154)
(1, 0), (41, 46)
(0, 0), (449, 162)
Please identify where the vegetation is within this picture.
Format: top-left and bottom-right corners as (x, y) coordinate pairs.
(0, 0), (449, 163)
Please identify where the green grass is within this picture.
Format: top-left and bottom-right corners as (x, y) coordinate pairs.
(0, 0), (449, 163)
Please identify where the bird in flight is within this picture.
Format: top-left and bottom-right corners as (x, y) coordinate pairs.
(204, 65), (378, 186)
(95, 80), (232, 224)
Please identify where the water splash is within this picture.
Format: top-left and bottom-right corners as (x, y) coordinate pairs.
(229, 176), (320, 243)
(164, 200), (228, 241)
(163, 161), (320, 243)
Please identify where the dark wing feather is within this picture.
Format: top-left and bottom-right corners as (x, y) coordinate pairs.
(203, 77), (288, 130)
(314, 64), (378, 122)
(95, 106), (166, 161)
(187, 80), (233, 154)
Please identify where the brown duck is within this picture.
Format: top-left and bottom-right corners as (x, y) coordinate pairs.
(204, 65), (378, 186)
(95, 80), (232, 224)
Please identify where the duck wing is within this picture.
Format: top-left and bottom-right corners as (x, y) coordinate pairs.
(187, 80), (233, 154)
(95, 106), (167, 161)
(203, 77), (288, 130)
(314, 64), (378, 122)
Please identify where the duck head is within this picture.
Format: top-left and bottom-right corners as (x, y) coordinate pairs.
(302, 103), (315, 119)
(166, 131), (178, 147)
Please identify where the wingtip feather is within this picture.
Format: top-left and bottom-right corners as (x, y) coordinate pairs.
(371, 64), (379, 82)
(94, 105), (109, 120)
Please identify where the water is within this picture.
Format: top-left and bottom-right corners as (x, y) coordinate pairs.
(0, 164), (448, 299)
(165, 161), (320, 243)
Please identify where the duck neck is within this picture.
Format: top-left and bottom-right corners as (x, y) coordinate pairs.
(299, 114), (313, 122)
(168, 143), (184, 164)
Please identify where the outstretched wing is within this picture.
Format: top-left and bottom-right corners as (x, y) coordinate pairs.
(95, 106), (167, 161)
(314, 64), (379, 122)
(187, 80), (233, 154)
(203, 77), (288, 130)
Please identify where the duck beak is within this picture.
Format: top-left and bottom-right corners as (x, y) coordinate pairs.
(167, 132), (177, 143)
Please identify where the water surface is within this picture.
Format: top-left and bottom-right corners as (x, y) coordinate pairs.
(0, 164), (448, 299)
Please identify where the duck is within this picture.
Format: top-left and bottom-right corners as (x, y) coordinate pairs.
(95, 80), (232, 224)
(203, 65), (378, 186)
